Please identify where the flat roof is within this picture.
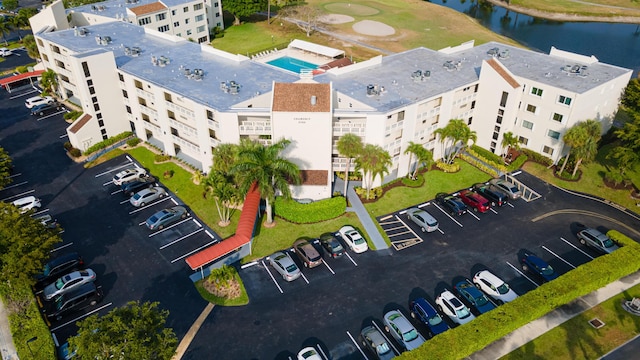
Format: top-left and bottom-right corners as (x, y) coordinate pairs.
(70, 0), (190, 20)
(39, 22), (299, 111)
(288, 39), (344, 59)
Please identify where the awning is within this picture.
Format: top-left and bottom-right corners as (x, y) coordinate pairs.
(288, 39), (344, 58)
(0, 70), (45, 87)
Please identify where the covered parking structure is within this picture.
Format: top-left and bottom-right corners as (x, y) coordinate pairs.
(0, 70), (44, 93)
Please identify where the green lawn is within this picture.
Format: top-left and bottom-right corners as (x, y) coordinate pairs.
(509, 0), (640, 18)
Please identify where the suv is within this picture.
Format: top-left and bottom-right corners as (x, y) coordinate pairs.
(489, 178), (522, 199)
(409, 297), (450, 336)
(12, 195), (41, 214)
(406, 207), (439, 232)
(25, 95), (54, 109)
(435, 289), (476, 325)
(458, 189), (490, 213)
(31, 102), (63, 116)
(435, 193), (467, 216)
(577, 227), (619, 254)
(454, 279), (496, 314)
(474, 183), (508, 207)
(293, 239), (323, 268)
(383, 310), (426, 351)
(43, 283), (103, 321)
(112, 167), (148, 186)
(520, 251), (558, 282)
(319, 233), (345, 258)
(35, 252), (84, 288)
(473, 270), (518, 304)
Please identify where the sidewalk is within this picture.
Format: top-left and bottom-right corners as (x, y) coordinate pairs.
(0, 299), (18, 360)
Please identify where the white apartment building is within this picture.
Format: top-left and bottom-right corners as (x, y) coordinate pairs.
(29, 17), (632, 200)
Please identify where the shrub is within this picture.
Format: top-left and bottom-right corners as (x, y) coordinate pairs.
(155, 154), (172, 162)
(402, 175), (424, 187)
(63, 141), (72, 150)
(274, 197), (346, 223)
(126, 138), (142, 147)
(83, 131), (133, 155)
(507, 154), (528, 171)
(68, 148), (82, 157)
(460, 154), (500, 177)
(163, 170), (174, 179)
(16, 65), (29, 74)
(604, 170), (625, 186)
(470, 145), (504, 164)
(435, 161), (460, 173)
(354, 186), (383, 200)
(520, 148), (553, 166)
(336, 171), (362, 181)
(63, 110), (82, 121)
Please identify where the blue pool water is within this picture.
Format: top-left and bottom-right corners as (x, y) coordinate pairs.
(267, 56), (318, 73)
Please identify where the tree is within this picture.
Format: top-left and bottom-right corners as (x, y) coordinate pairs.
(413, 146), (434, 179)
(231, 139), (301, 226)
(40, 69), (59, 96)
(22, 35), (40, 60)
(570, 120), (601, 177)
(223, 0), (268, 25)
(2, 0), (18, 12)
(404, 141), (433, 179)
(355, 144), (391, 199)
(500, 131), (519, 157)
(204, 171), (239, 226)
(211, 143), (239, 174)
(608, 114), (640, 176)
(68, 301), (177, 360)
(336, 133), (363, 196)
(0, 146), (13, 189)
(621, 78), (640, 110)
(279, 5), (323, 37)
(558, 123), (584, 176)
(434, 119), (477, 164)
(0, 16), (12, 45)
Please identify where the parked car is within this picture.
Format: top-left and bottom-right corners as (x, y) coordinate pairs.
(338, 225), (368, 253)
(435, 193), (468, 216)
(43, 269), (97, 301)
(293, 239), (323, 268)
(383, 310), (426, 351)
(458, 189), (490, 213)
(145, 206), (187, 230)
(268, 251), (301, 282)
(409, 297), (450, 336)
(406, 207), (439, 232)
(25, 95), (54, 109)
(112, 167), (147, 186)
(12, 195), (41, 214)
(473, 270), (518, 304)
(454, 279), (496, 314)
(32, 213), (59, 229)
(319, 233), (345, 258)
(129, 186), (166, 207)
(435, 289), (476, 325)
(121, 176), (157, 196)
(474, 183), (508, 207)
(35, 252), (84, 289)
(30, 102), (63, 116)
(520, 251), (558, 282)
(56, 342), (77, 360)
(576, 227), (619, 254)
(297, 346), (322, 360)
(43, 283), (103, 321)
(0, 47), (12, 57)
(489, 178), (522, 199)
(360, 325), (396, 360)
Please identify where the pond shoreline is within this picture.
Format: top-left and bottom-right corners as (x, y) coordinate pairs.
(484, 0), (640, 24)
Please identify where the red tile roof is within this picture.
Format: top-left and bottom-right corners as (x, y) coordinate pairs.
(129, 2), (167, 16)
(272, 83), (331, 112)
(185, 182), (261, 270)
(68, 114), (92, 134)
(486, 58), (520, 89)
(0, 70), (44, 87)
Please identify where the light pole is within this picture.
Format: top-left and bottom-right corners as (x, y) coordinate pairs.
(26, 336), (37, 358)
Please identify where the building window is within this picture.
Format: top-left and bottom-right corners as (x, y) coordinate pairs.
(206, 110), (214, 120)
(87, 79), (93, 86)
(498, 109), (504, 115)
(194, 3), (203, 10)
(126, 106), (131, 114)
(494, 125), (501, 132)
(542, 145), (554, 155)
(156, 13), (166, 21)
(185, 18), (190, 24)
(522, 120), (534, 130)
(98, 119), (104, 127)
(548, 130), (561, 139)
(526, 104), (537, 114)
(183, 6), (188, 12)
(552, 113), (563, 122)
(122, 90), (128, 98)
(94, 103), (100, 111)
(492, 132), (499, 140)
(118, 73), (124, 82)
(467, 117), (472, 125)
(100, 128), (107, 136)
(198, 36), (208, 43)
(134, 80), (143, 89)
(196, 14), (204, 22)
(91, 96), (98, 104)
(158, 25), (170, 32)
(89, 87), (96, 95)
(496, 115), (503, 124)
(138, 17), (151, 25)
(186, 30), (192, 35)
(558, 95), (572, 105)
(490, 141), (497, 149)
(96, 113), (102, 119)
(197, 25), (206, 33)
(209, 129), (216, 139)
(470, 100), (476, 109)
(82, 61), (90, 77)
(102, 134), (108, 140)
(174, 21), (180, 27)
(531, 87), (543, 97)
(138, 97), (147, 106)
(518, 136), (529, 145)
(500, 91), (508, 107)
(167, 110), (176, 120)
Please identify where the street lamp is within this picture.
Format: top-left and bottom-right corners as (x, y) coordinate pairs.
(26, 336), (37, 358)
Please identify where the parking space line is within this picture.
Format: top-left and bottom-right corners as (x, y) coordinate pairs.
(467, 211), (480, 221)
(37, 110), (67, 121)
(192, 219), (202, 227)
(1, 189), (34, 202)
(323, 260), (335, 275)
(316, 344), (329, 360)
(378, 218), (401, 225)
(160, 228), (204, 250)
(300, 271), (309, 284)
(205, 230), (215, 239)
(31, 208), (49, 216)
(560, 237), (594, 260)
(437, 228), (445, 234)
(128, 197), (172, 213)
(507, 202), (515, 208)
(506, 261), (539, 287)
(379, 215), (393, 221)
(261, 260), (284, 294)
(95, 162), (134, 177)
(7, 173), (22, 178)
(0, 181), (28, 191)
(387, 229), (413, 238)
(170, 240), (218, 263)
(171, 198), (179, 205)
(51, 242), (73, 253)
(51, 302), (113, 332)
(541, 245), (576, 269)
(490, 208), (498, 214)
(372, 321), (400, 355)
(120, 198), (129, 204)
(148, 217), (192, 237)
(395, 215), (426, 238)
(417, 202), (430, 208)
(432, 203), (463, 227)
(104, 180), (115, 186)
(345, 252), (358, 266)
(346, 331), (369, 360)
(10, 89), (37, 99)
(59, 133), (68, 139)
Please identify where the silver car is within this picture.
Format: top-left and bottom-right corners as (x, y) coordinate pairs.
(268, 251), (301, 282)
(43, 269), (96, 301)
(577, 227), (619, 254)
(406, 207), (439, 232)
(489, 178), (522, 199)
(112, 167), (147, 186)
(130, 187), (167, 207)
(383, 310), (426, 351)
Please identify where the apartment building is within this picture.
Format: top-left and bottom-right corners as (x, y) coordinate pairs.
(29, 16), (632, 200)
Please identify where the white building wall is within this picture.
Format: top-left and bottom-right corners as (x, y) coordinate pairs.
(29, 0), (69, 33)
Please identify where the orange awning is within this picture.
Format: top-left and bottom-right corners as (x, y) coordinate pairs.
(0, 70), (44, 87)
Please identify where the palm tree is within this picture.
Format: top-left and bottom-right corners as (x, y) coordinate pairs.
(10, 14), (25, 41)
(40, 69), (59, 97)
(203, 171), (238, 226)
(355, 144), (391, 199)
(404, 141), (423, 179)
(571, 120), (601, 177)
(211, 143), (239, 174)
(404, 142), (433, 179)
(336, 133), (363, 197)
(413, 147), (434, 179)
(0, 17), (12, 45)
(22, 35), (40, 60)
(558, 124), (584, 175)
(434, 119), (477, 164)
(500, 131), (519, 157)
(230, 139), (301, 226)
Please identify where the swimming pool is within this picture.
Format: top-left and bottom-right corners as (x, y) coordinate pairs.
(267, 56), (318, 73)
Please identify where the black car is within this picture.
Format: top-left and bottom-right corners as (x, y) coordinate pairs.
(42, 283), (103, 321)
(473, 183), (508, 207)
(435, 192), (468, 216)
(34, 252), (84, 289)
(319, 233), (345, 258)
(121, 176), (156, 196)
(30, 101), (63, 116)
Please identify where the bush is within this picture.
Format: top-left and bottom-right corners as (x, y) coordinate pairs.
(15, 65), (29, 74)
(354, 186), (383, 200)
(460, 154), (500, 177)
(470, 145), (504, 164)
(163, 170), (174, 179)
(68, 148), (82, 157)
(520, 148), (553, 166)
(126, 138), (142, 147)
(274, 197), (346, 223)
(63, 141), (72, 150)
(402, 175), (424, 187)
(336, 171), (362, 181)
(435, 161), (460, 173)
(604, 170), (625, 186)
(155, 154), (172, 162)
(63, 110), (82, 121)
(83, 131), (133, 155)
(507, 154), (528, 172)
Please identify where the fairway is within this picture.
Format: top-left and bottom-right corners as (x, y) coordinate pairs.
(324, 2), (380, 16)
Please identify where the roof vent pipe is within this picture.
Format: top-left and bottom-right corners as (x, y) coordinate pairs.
(311, 96), (317, 106)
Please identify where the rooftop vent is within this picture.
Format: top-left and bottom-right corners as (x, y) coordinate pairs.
(498, 49), (510, 59)
(443, 60), (460, 72)
(151, 56), (158, 66)
(366, 84), (385, 97)
(220, 80), (240, 94)
(130, 46), (141, 56)
(487, 47), (500, 57)
(95, 36), (111, 45)
(158, 55), (170, 67)
(561, 64), (588, 77)
(125, 0), (140, 3)
(74, 27), (88, 37)
(411, 70), (430, 82)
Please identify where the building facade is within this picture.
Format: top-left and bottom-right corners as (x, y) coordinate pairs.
(29, 13), (632, 200)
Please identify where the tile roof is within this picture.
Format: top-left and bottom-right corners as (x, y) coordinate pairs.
(272, 83), (331, 112)
(299, 170), (328, 186)
(486, 58), (520, 89)
(68, 113), (92, 134)
(128, 2), (167, 16)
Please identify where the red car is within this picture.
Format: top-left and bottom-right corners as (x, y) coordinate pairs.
(458, 190), (491, 213)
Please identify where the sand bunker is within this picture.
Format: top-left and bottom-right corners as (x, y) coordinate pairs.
(352, 20), (395, 36)
(319, 14), (355, 24)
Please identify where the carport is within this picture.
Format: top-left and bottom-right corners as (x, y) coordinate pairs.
(186, 183), (261, 279)
(0, 70), (44, 93)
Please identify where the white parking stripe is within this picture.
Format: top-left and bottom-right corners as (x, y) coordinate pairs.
(120, 198), (130, 204)
(1, 189), (34, 201)
(129, 196), (172, 213)
(323, 260), (335, 275)
(51, 302), (113, 331)
(51, 242), (73, 253)
(160, 228), (204, 250)
(490, 208), (498, 214)
(170, 240), (218, 263)
(7, 173), (21, 178)
(192, 219), (202, 227)
(560, 237), (594, 260)
(95, 162), (133, 177)
(345, 252), (358, 266)
(300, 272), (309, 284)
(261, 260), (284, 294)
(507, 202), (515, 208)
(432, 203), (463, 227)
(468, 211), (480, 221)
(316, 345), (329, 360)
(387, 229), (413, 238)
(417, 202), (431, 208)
(0, 181), (28, 191)
(506, 261), (539, 287)
(372, 321), (400, 355)
(10, 89), (37, 99)
(379, 215), (393, 221)
(36, 110), (66, 121)
(148, 217), (192, 237)
(437, 228), (445, 234)
(171, 198), (179, 205)
(385, 225), (410, 232)
(110, 189), (123, 195)
(541, 245), (576, 269)
(59, 134), (68, 139)
(205, 230), (215, 239)
(31, 208), (49, 216)
(104, 180), (114, 186)
(346, 331), (369, 360)
(395, 215), (425, 240)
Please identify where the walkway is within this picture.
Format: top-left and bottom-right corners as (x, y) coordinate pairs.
(0, 299), (17, 360)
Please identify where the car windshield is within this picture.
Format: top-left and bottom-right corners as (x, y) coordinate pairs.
(509, 185), (519, 192)
(456, 307), (471, 319)
(55, 277), (67, 290)
(300, 349), (317, 357)
(475, 295), (488, 306)
(602, 238), (615, 248)
(332, 243), (344, 252)
(402, 329), (418, 342)
(541, 265), (555, 276)
(43, 264), (51, 276)
(353, 237), (365, 245)
(497, 283), (510, 295)
(285, 264), (297, 272)
(376, 342), (391, 355)
(132, 193), (142, 200)
(428, 314), (443, 326)
(148, 215), (160, 223)
(481, 201), (489, 207)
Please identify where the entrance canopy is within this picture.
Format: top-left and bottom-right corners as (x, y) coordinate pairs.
(288, 39), (344, 59)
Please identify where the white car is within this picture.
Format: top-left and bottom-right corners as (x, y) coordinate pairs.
(12, 196), (42, 214)
(25, 95), (55, 109)
(0, 47), (12, 57)
(473, 270), (519, 304)
(297, 346), (322, 360)
(43, 269), (96, 300)
(338, 225), (368, 253)
(112, 167), (147, 186)
(435, 289), (476, 325)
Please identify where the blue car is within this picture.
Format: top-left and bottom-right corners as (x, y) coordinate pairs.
(520, 251), (559, 282)
(454, 279), (497, 314)
(409, 297), (450, 336)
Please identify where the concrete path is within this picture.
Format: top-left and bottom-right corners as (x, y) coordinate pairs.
(0, 299), (18, 360)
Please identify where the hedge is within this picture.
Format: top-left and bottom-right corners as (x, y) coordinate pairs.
(274, 196), (346, 223)
(507, 154), (528, 172)
(398, 230), (640, 359)
(435, 161), (460, 173)
(460, 154), (500, 177)
(470, 145), (504, 165)
(520, 148), (553, 166)
(83, 131), (133, 155)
